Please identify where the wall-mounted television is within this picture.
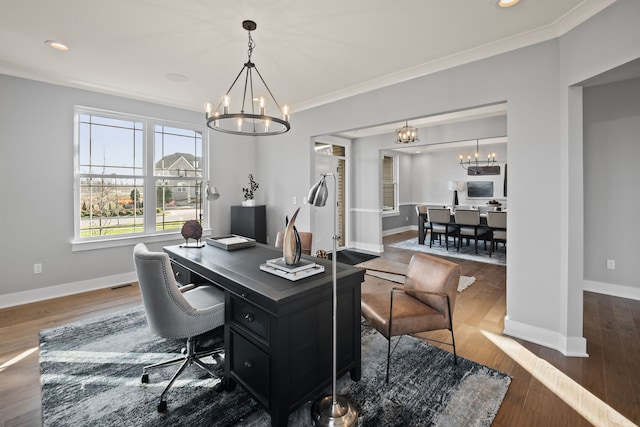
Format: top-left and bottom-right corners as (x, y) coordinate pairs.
(467, 181), (494, 198)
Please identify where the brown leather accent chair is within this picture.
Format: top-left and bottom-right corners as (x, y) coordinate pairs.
(361, 253), (461, 383)
(274, 230), (313, 255)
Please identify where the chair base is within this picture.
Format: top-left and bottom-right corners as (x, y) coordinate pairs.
(141, 335), (225, 412)
(385, 332), (457, 384)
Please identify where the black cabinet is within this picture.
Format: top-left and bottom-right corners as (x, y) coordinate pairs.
(230, 205), (267, 243)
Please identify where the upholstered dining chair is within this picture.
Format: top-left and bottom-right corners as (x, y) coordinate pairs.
(133, 243), (225, 412)
(486, 210), (507, 257)
(454, 209), (490, 254)
(274, 230), (313, 255)
(361, 253), (461, 383)
(415, 204), (430, 244)
(427, 207), (458, 250)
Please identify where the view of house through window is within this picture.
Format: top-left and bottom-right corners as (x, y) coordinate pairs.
(75, 108), (206, 240)
(382, 154), (398, 212)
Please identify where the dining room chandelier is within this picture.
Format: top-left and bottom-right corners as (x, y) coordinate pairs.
(459, 139), (497, 172)
(395, 121), (419, 144)
(204, 20), (290, 136)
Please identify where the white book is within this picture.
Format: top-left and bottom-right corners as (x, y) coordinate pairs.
(266, 257), (317, 273)
(260, 263), (325, 281)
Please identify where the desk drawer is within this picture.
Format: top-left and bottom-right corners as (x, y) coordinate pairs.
(170, 260), (206, 286)
(230, 296), (270, 343)
(230, 330), (270, 407)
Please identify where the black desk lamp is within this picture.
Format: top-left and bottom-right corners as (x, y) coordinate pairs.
(308, 173), (358, 427)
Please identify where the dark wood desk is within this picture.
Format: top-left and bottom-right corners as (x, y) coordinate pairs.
(164, 243), (364, 427)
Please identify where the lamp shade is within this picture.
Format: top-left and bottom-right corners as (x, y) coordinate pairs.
(448, 181), (466, 191)
(308, 175), (328, 207)
(204, 182), (220, 201)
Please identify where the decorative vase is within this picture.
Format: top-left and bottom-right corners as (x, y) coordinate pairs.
(283, 207), (302, 265)
(242, 199), (256, 207)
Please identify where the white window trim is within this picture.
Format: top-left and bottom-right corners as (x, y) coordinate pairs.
(72, 106), (210, 251)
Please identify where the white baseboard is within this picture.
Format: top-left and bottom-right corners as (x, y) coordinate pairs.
(503, 317), (588, 357)
(349, 241), (383, 254)
(382, 225), (415, 236)
(583, 280), (640, 301)
(0, 272), (138, 309)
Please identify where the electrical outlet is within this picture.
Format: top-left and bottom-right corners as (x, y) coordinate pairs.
(293, 196), (297, 205)
(303, 196), (307, 204)
(606, 259), (615, 270)
(406, 216), (409, 221)
(34, 263), (43, 274)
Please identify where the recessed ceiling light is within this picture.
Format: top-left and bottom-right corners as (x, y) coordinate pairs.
(166, 73), (188, 82)
(497, 0), (521, 7)
(45, 40), (69, 51)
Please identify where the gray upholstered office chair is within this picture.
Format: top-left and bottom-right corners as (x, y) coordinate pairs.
(133, 243), (225, 412)
(454, 209), (489, 254)
(361, 253), (461, 383)
(274, 230), (313, 255)
(427, 208), (458, 250)
(486, 210), (507, 257)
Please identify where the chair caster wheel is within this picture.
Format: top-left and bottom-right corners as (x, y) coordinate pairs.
(141, 373), (149, 383)
(157, 400), (167, 412)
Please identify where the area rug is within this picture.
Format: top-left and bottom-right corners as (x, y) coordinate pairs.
(356, 258), (477, 292)
(40, 307), (511, 427)
(390, 237), (506, 266)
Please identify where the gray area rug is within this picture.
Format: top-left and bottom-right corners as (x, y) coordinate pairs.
(40, 307), (511, 426)
(390, 237), (506, 266)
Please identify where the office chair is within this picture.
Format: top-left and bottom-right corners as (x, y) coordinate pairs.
(274, 230), (313, 255)
(133, 243), (225, 412)
(361, 253), (461, 383)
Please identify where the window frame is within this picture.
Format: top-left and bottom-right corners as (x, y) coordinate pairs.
(72, 106), (210, 251)
(381, 153), (399, 216)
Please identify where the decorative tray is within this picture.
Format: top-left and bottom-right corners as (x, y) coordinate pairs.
(206, 234), (256, 250)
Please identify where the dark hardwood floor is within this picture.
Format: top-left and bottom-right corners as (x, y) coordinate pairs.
(1, 230), (638, 426)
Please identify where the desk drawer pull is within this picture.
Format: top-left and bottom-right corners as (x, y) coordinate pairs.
(244, 313), (254, 323)
(241, 292), (248, 299)
(244, 360), (253, 369)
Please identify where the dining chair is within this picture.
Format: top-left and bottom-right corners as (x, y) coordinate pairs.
(427, 208), (458, 250)
(133, 243), (225, 412)
(454, 209), (490, 254)
(361, 253), (461, 383)
(415, 205), (430, 244)
(486, 210), (507, 257)
(274, 230), (313, 255)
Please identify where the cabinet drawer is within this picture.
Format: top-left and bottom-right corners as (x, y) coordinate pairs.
(230, 330), (270, 407)
(230, 296), (270, 343)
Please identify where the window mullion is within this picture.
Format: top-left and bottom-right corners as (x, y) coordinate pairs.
(144, 120), (156, 233)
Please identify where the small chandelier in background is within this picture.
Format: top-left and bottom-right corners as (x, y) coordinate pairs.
(459, 139), (497, 172)
(395, 121), (419, 144)
(204, 20), (290, 136)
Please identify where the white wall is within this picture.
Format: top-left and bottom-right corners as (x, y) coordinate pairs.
(583, 77), (640, 296)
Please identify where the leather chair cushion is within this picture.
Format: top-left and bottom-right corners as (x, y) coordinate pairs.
(492, 230), (507, 240)
(361, 291), (448, 337)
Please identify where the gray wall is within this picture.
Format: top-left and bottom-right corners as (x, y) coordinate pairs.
(1, 0), (639, 357)
(583, 77), (640, 289)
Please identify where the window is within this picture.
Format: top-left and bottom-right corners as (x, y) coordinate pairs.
(382, 154), (398, 213)
(74, 107), (207, 247)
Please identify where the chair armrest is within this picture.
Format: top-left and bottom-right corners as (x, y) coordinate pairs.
(179, 283), (196, 293)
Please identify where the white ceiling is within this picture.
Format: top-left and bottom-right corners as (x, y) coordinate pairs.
(0, 0), (616, 116)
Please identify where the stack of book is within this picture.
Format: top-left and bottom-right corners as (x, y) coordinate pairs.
(260, 257), (325, 281)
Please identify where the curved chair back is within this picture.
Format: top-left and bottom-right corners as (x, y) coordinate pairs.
(427, 208), (451, 224)
(404, 253), (461, 323)
(487, 211), (507, 229)
(454, 209), (480, 226)
(133, 243), (216, 339)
